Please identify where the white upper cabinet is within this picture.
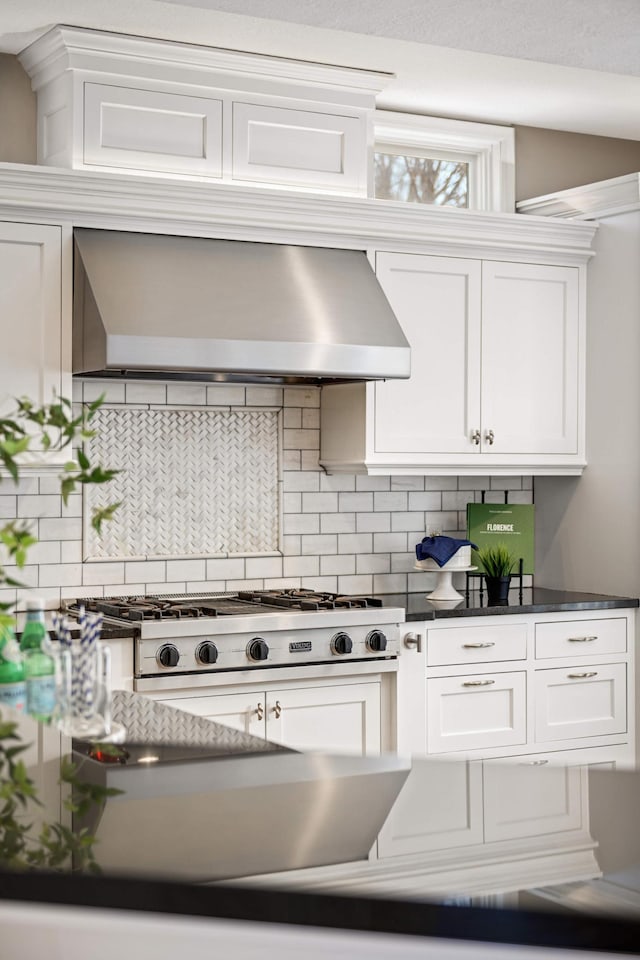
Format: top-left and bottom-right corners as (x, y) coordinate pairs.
(19, 26), (387, 196)
(320, 252), (585, 476)
(0, 221), (70, 469)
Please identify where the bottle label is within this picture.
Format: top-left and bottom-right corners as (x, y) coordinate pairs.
(0, 681), (26, 712)
(26, 674), (57, 717)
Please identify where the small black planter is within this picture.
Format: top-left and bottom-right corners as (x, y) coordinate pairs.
(484, 575), (511, 605)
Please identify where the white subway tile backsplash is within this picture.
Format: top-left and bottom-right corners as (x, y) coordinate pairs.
(283, 514), (319, 535)
(17, 495), (60, 518)
(339, 492), (373, 512)
(283, 408), (302, 428)
(166, 560), (206, 581)
(356, 513), (391, 533)
(283, 555), (319, 578)
(374, 533), (407, 553)
(83, 562), (125, 585)
(245, 386), (283, 407)
(356, 553), (389, 575)
(284, 387), (319, 408)
(356, 476), (391, 491)
(320, 554), (355, 576)
(301, 534), (337, 556)
(38, 518), (82, 541)
(246, 557), (283, 579)
(319, 474), (356, 492)
(206, 384), (246, 406)
(374, 492), (407, 512)
(373, 573), (407, 594)
(338, 533), (372, 555)
(0, 379), (534, 603)
(408, 492), (442, 511)
(125, 382), (167, 405)
(283, 472), (320, 493)
(5, 565), (38, 588)
(320, 513), (356, 534)
(302, 492), (338, 513)
(206, 558), (245, 580)
(0, 496), (16, 517)
(166, 384), (207, 405)
(338, 574), (373, 595)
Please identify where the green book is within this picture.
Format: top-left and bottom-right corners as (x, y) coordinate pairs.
(466, 503), (535, 575)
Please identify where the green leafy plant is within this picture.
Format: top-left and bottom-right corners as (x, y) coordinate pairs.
(476, 544), (517, 578)
(0, 393), (120, 871)
(0, 713), (121, 872)
(0, 394), (120, 630)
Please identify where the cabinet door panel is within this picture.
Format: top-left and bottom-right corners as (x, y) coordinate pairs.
(266, 683), (380, 755)
(481, 261), (579, 455)
(483, 756), (583, 842)
(0, 222), (62, 418)
(373, 253), (481, 455)
(377, 757), (483, 858)
(427, 671), (526, 753)
(535, 663), (627, 741)
(155, 692), (264, 737)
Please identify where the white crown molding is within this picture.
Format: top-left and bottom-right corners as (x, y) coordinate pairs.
(19, 25), (392, 108)
(517, 172), (640, 220)
(0, 163), (596, 265)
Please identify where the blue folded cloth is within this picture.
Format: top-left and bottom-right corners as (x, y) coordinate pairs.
(415, 535), (477, 567)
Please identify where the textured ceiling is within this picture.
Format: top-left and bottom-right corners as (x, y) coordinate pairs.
(160, 0), (640, 77)
(2, 0), (639, 139)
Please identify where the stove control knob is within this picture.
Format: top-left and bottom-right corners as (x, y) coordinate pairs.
(331, 632), (353, 656)
(158, 644), (180, 668)
(366, 630), (387, 652)
(248, 638), (269, 662)
(196, 641), (218, 665)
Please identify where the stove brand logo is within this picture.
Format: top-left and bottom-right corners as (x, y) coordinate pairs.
(289, 641), (312, 653)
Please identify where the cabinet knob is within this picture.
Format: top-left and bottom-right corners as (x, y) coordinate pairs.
(273, 700), (282, 719)
(471, 429), (481, 445)
(485, 429), (495, 445)
(256, 703), (264, 720)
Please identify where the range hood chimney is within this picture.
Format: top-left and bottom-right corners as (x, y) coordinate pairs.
(73, 230), (411, 385)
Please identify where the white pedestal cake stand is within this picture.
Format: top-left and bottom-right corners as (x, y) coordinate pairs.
(414, 563), (477, 603)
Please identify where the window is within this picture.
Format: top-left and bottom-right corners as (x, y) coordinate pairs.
(374, 112), (515, 213)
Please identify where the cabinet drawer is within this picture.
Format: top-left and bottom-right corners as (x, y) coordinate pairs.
(427, 671), (526, 754)
(84, 83), (223, 178)
(427, 622), (527, 666)
(483, 756), (583, 842)
(535, 663), (627, 742)
(535, 618), (627, 659)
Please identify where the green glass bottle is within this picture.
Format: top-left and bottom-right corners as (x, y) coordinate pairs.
(20, 598), (56, 722)
(0, 624), (26, 713)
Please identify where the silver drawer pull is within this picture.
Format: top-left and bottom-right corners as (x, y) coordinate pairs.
(567, 636), (598, 643)
(521, 759), (549, 766)
(567, 671), (598, 679)
(462, 679), (495, 687)
(463, 642), (496, 649)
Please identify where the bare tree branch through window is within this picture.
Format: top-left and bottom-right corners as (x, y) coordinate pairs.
(374, 153), (468, 207)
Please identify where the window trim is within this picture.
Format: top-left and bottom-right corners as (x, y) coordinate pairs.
(373, 111), (515, 213)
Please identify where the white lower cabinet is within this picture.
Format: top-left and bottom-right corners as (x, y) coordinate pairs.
(155, 677), (381, 755)
(376, 607), (635, 891)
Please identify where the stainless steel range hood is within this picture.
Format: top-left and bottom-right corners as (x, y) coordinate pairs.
(73, 229), (411, 384)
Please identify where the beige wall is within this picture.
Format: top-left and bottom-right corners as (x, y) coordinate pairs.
(1, 52), (640, 201)
(0, 54), (36, 164)
(515, 125), (640, 201)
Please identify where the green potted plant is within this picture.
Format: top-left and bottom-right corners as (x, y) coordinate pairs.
(476, 544), (517, 605)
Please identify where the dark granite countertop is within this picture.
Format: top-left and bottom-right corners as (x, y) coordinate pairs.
(375, 587), (639, 621)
